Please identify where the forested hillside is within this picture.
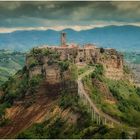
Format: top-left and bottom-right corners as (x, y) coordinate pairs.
(0, 50), (25, 85)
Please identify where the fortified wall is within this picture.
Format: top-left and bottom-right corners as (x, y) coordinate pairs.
(26, 32), (124, 84)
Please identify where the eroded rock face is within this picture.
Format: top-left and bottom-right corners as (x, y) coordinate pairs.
(26, 45), (124, 82)
(45, 65), (61, 84)
(99, 49), (124, 80)
(25, 48), (72, 85)
(29, 66), (42, 79)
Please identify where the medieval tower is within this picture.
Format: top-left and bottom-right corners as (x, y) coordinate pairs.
(61, 32), (66, 47)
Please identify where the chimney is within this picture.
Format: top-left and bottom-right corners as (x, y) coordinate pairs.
(61, 32), (66, 47)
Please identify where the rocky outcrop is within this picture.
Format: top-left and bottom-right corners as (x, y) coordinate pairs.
(26, 45), (124, 83)
(99, 48), (124, 80)
(26, 48), (73, 85)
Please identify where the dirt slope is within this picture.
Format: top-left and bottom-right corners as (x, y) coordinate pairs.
(0, 82), (59, 138)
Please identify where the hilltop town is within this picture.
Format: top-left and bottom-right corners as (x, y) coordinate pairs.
(26, 32), (124, 85)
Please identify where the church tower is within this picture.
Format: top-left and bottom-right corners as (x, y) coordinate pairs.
(61, 32), (66, 47)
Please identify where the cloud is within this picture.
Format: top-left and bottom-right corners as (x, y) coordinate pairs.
(0, 1), (140, 28)
(1, 21), (140, 33)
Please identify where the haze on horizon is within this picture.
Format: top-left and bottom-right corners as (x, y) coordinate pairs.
(0, 1), (140, 33)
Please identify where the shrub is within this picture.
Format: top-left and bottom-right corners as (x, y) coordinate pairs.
(123, 65), (130, 74)
(96, 64), (104, 75)
(0, 118), (11, 127)
(43, 49), (50, 56)
(50, 52), (60, 59)
(91, 64), (104, 81)
(59, 61), (69, 72)
(47, 59), (55, 65)
(136, 87), (140, 96)
(100, 48), (105, 53)
(29, 75), (43, 93)
(59, 91), (78, 109)
(29, 62), (39, 69)
(31, 48), (42, 56)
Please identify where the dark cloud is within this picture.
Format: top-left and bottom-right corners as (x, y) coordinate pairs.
(0, 1), (140, 27)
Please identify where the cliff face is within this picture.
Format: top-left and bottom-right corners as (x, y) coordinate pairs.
(26, 46), (124, 82)
(98, 48), (124, 80)
(26, 48), (74, 85)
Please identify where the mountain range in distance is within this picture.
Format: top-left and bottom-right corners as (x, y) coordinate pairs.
(0, 25), (140, 52)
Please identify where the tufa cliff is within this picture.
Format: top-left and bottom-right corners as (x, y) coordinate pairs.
(26, 33), (124, 83)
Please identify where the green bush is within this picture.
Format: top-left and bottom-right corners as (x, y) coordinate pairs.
(59, 61), (69, 72)
(123, 65), (130, 74)
(59, 91), (78, 109)
(47, 59), (55, 65)
(29, 61), (39, 69)
(43, 49), (50, 56)
(50, 52), (60, 59)
(0, 118), (11, 127)
(0, 103), (9, 118)
(17, 117), (65, 139)
(91, 64), (104, 81)
(95, 64), (104, 75)
(136, 87), (140, 96)
(31, 48), (42, 56)
(100, 48), (105, 53)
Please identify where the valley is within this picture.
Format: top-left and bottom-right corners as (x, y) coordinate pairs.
(0, 50), (25, 85)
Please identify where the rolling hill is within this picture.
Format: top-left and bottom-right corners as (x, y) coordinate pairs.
(0, 50), (25, 85)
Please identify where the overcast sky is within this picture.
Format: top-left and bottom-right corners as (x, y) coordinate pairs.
(0, 1), (140, 32)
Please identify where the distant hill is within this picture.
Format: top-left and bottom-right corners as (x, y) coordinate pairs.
(0, 50), (25, 85)
(0, 25), (140, 52)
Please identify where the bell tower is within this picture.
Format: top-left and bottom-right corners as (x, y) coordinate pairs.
(61, 32), (66, 47)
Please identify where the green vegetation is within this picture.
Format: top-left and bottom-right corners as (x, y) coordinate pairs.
(123, 65), (131, 74)
(28, 57), (39, 68)
(0, 50), (25, 85)
(0, 67), (44, 123)
(91, 64), (104, 81)
(70, 64), (78, 80)
(106, 79), (140, 126)
(30, 48), (70, 72)
(16, 89), (134, 139)
(1, 48), (140, 138)
(78, 65), (92, 75)
(83, 64), (140, 127)
(1, 67), (43, 106)
(58, 61), (69, 72)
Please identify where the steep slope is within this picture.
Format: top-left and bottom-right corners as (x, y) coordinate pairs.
(83, 64), (140, 127)
(0, 47), (140, 138)
(0, 82), (57, 138)
(78, 67), (120, 127)
(0, 65), (136, 139)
